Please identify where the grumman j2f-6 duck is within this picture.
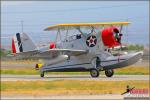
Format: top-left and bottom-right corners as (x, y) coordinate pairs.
(12, 22), (143, 78)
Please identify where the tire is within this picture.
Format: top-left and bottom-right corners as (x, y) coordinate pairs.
(105, 69), (114, 77)
(40, 72), (44, 77)
(90, 69), (99, 77)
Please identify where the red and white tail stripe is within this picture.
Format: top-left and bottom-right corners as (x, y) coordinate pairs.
(12, 38), (16, 53)
(12, 36), (20, 53)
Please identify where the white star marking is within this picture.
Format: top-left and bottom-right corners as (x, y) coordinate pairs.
(87, 36), (96, 47)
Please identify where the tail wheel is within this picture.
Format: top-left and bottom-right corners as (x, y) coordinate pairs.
(90, 69), (99, 78)
(40, 72), (44, 77)
(105, 69), (114, 77)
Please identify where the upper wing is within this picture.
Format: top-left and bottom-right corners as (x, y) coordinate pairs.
(14, 49), (88, 60)
(44, 22), (130, 31)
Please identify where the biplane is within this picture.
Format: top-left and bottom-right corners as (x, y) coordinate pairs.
(12, 22), (143, 77)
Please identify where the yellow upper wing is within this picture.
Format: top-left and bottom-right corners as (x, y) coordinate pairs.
(44, 22), (130, 31)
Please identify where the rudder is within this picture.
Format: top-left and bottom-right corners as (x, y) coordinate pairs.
(12, 33), (36, 53)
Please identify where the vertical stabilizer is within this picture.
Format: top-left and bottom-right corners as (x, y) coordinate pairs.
(12, 33), (36, 53)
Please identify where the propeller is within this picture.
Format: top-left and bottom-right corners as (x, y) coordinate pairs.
(119, 25), (123, 51)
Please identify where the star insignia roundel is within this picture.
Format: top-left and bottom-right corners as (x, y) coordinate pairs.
(86, 35), (97, 47)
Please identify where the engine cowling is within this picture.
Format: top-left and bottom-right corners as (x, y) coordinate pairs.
(49, 42), (56, 49)
(101, 27), (122, 48)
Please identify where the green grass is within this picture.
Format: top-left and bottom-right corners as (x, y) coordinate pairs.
(1, 80), (149, 95)
(1, 66), (149, 75)
(0, 69), (89, 75)
(1, 68), (39, 75)
(115, 66), (149, 75)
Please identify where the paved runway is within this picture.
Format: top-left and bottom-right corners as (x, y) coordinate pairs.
(1, 94), (149, 99)
(1, 94), (124, 99)
(1, 75), (149, 81)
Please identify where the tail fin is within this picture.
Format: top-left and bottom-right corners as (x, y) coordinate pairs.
(12, 33), (36, 53)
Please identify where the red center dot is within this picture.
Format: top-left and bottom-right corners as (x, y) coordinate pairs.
(90, 39), (93, 43)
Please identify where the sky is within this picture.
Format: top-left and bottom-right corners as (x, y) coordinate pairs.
(1, 1), (149, 49)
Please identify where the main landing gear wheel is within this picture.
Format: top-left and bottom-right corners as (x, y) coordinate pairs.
(40, 72), (44, 77)
(90, 69), (99, 78)
(105, 69), (114, 77)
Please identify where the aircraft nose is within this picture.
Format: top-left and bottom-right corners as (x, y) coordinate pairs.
(138, 51), (144, 55)
(135, 51), (144, 56)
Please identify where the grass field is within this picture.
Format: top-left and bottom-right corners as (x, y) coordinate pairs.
(1, 60), (38, 64)
(1, 80), (149, 95)
(1, 66), (149, 75)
